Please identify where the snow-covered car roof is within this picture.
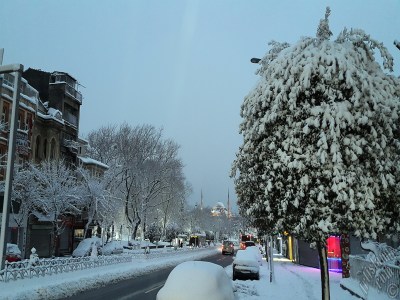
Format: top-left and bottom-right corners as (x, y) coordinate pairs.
(101, 241), (123, 255)
(72, 237), (102, 257)
(245, 246), (263, 265)
(6, 243), (21, 255)
(233, 249), (260, 268)
(157, 261), (234, 300)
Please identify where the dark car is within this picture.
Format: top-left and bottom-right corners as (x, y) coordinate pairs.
(222, 240), (234, 255)
(232, 249), (260, 280)
(240, 240), (255, 250)
(6, 243), (22, 262)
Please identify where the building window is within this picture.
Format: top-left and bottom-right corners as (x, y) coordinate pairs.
(18, 112), (23, 130)
(3, 73), (14, 88)
(2, 104), (9, 128)
(43, 138), (47, 159)
(35, 136), (41, 162)
(50, 138), (56, 159)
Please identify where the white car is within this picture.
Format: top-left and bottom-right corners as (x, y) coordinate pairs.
(245, 245), (263, 266)
(72, 237), (102, 257)
(157, 261), (234, 300)
(232, 249), (260, 280)
(101, 241), (124, 255)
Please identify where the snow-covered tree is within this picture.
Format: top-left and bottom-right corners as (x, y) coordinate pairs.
(76, 166), (121, 239)
(86, 124), (118, 167)
(29, 160), (81, 256)
(232, 7), (400, 300)
(144, 222), (162, 242)
(11, 166), (37, 246)
(165, 222), (181, 241)
(87, 123), (188, 240)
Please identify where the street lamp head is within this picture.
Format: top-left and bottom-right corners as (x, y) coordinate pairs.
(394, 40), (400, 51)
(250, 58), (261, 64)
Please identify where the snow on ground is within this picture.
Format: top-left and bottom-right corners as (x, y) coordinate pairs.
(230, 254), (395, 300)
(0, 246), (393, 300)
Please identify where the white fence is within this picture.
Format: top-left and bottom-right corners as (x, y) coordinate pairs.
(0, 255), (132, 282)
(0, 246), (197, 283)
(349, 255), (400, 299)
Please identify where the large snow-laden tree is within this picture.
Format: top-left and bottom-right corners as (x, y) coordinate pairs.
(10, 166), (37, 248)
(29, 160), (81, 256)
(87, 123), (188, 240)
(232, 8), (400, 300)
(76, 167), (122, 239)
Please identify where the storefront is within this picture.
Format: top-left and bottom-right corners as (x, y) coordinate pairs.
(327, 236), (342, 272)
(294, 235), (345, 274)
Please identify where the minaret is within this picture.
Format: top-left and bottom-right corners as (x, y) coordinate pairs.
(227, 189), (231, 219)
(200, 189), (203, 211)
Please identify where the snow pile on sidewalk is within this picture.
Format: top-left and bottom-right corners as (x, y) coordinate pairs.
(230, 254), (395, 300)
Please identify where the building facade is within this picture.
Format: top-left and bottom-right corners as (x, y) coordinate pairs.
(0, 67), (109, 258)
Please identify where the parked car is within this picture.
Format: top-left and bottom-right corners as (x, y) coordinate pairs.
(6, 243), (21, 262)
(245, 246), (263, 266)
(157, 261), (234, 300)
(221, 240), (234, 255)
(101, 241), (124, 255)
(240, 240), (255, 250)
(72, 237), (102, 257)
(232, 249), (260, 281)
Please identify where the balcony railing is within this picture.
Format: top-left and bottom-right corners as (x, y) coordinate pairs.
(349, 254), (400, 299)
(64, 111), (78, 127)
(65, 83), (82, 104)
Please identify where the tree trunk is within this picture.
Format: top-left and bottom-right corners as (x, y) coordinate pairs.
(51, 223), (58, 257)
(317, 241), (330, 300)
(132, 218), (141, 240)
(84, 215), (93, 238)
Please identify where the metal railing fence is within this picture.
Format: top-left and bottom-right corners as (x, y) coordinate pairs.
(0, 246), (206, 282)
(350, 255), (400, 299)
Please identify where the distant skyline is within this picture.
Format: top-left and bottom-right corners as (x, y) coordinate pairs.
(1, 0), (399, 210)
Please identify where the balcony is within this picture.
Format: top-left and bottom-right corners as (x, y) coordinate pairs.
(64, 111), (78, 127)
(50, 73), (82, 104)
(65, 83), (82, 104)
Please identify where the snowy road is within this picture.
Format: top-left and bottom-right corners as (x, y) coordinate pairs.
(64, 250), (235, 300)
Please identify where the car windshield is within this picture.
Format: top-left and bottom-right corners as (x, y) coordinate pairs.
(0, 2), (398, 299)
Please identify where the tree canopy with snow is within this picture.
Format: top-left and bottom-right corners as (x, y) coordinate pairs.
(28, 159), (81, 256)
(87, 123), (188, 240)
(232, 7), (400, 247)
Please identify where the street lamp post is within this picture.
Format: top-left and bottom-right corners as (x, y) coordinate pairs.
(0, 63), (24, 270)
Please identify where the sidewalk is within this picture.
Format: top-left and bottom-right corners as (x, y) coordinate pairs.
(230, 254), (395, 300)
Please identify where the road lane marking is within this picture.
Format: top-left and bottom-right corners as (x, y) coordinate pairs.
(117, 280), (166, 300)
(145, 281), (166, 293)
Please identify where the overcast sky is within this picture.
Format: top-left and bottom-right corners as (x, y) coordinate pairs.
(1, 0), (399, 211)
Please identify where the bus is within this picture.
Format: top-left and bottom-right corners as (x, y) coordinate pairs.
(239, 233), (257, 249)
(189, 233), (207, 247)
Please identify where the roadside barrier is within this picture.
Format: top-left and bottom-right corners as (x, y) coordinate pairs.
(0, 246), (209, 282)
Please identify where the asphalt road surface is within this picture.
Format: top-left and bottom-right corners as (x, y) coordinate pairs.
(64, 251), (235, 300)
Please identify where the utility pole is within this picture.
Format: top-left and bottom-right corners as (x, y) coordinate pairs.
(0, 62), (23, 270)
(269, 235), (274, 283)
